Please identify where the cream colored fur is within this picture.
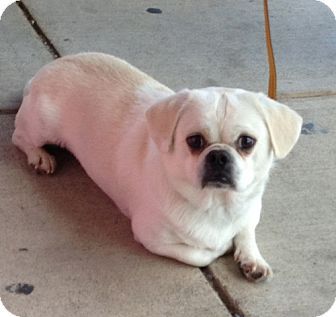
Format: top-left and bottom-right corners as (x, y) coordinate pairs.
(12, 53), (302, 282)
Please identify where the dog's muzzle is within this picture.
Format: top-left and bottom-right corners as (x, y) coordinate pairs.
(201, 149), (235, 189)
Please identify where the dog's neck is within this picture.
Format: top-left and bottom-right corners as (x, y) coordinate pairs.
(163, 174), (267, 218)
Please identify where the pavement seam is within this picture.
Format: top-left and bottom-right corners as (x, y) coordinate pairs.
(279, 90), (336, 100)
(16, 1), (61, 59)
(200, 267), (245, 317)
(0, 109), (17, 115)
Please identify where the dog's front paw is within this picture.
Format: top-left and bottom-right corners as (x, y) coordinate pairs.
(234, 250), (272, 282)
(238, 259), (272, 282)
(27, 148), (57, 175)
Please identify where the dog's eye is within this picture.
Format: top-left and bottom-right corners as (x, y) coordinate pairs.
(238, 135), (256, 151)
(186, 134), (206, 151)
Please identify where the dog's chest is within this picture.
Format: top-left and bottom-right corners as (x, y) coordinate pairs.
(172, 202), (249, 251)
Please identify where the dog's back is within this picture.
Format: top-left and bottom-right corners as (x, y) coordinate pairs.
(12, 53), (171, 200)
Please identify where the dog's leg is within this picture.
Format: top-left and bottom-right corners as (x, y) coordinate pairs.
(233, 227), (272, 282)
(12, 129), (57, 174)
(147, 243), (219, 267)
(12, 96), (57, 174)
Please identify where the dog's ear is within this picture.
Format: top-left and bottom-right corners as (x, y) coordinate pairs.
(146, 89), (191, 152)
(255, 93), (303, 160)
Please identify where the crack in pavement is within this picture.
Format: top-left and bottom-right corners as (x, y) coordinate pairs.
(200, 266), (246, 317)
(16, 0), (61, 59)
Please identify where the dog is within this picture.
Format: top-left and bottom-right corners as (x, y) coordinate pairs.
(12, 53), (302, 282)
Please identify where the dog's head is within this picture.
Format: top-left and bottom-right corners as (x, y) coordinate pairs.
(146, 87), (302, 199)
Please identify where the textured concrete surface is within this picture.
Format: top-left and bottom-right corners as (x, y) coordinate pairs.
(210, 97), (336, 317)
(22, 0), (336, 97)
(0, 115), (229, 317)
(0, 0), (336, 316)
(21, 0), (269, 93)
(0, 4), (53, 112)
(269, 0), (336, 97)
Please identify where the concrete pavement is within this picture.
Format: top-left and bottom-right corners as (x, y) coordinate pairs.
(0, 3), (52, 112)
(1, 1), (335, 316)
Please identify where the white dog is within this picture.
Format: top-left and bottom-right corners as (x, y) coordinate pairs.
(12, 53), (302, 282)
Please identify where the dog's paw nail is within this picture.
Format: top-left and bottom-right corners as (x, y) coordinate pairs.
(251, 271), (263, 280)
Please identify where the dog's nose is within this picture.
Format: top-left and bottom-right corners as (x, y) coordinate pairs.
(202, 149), (234, 189)
(205, 150), (231, 168)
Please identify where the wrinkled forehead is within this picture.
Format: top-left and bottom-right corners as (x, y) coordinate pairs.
(180, 88), (267, 141)
(224, 91), (266, 136)
(189, 88), (227, 121)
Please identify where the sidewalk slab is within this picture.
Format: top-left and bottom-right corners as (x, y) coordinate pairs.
(209, 96), (336, 317)
(0, 115), (230, 317)
(0, 4), (53, 112)
(269, 0), (336, 97)
(23, 0), (336, 98)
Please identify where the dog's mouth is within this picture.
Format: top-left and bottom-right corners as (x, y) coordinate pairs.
(201, 175), (235, 189)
